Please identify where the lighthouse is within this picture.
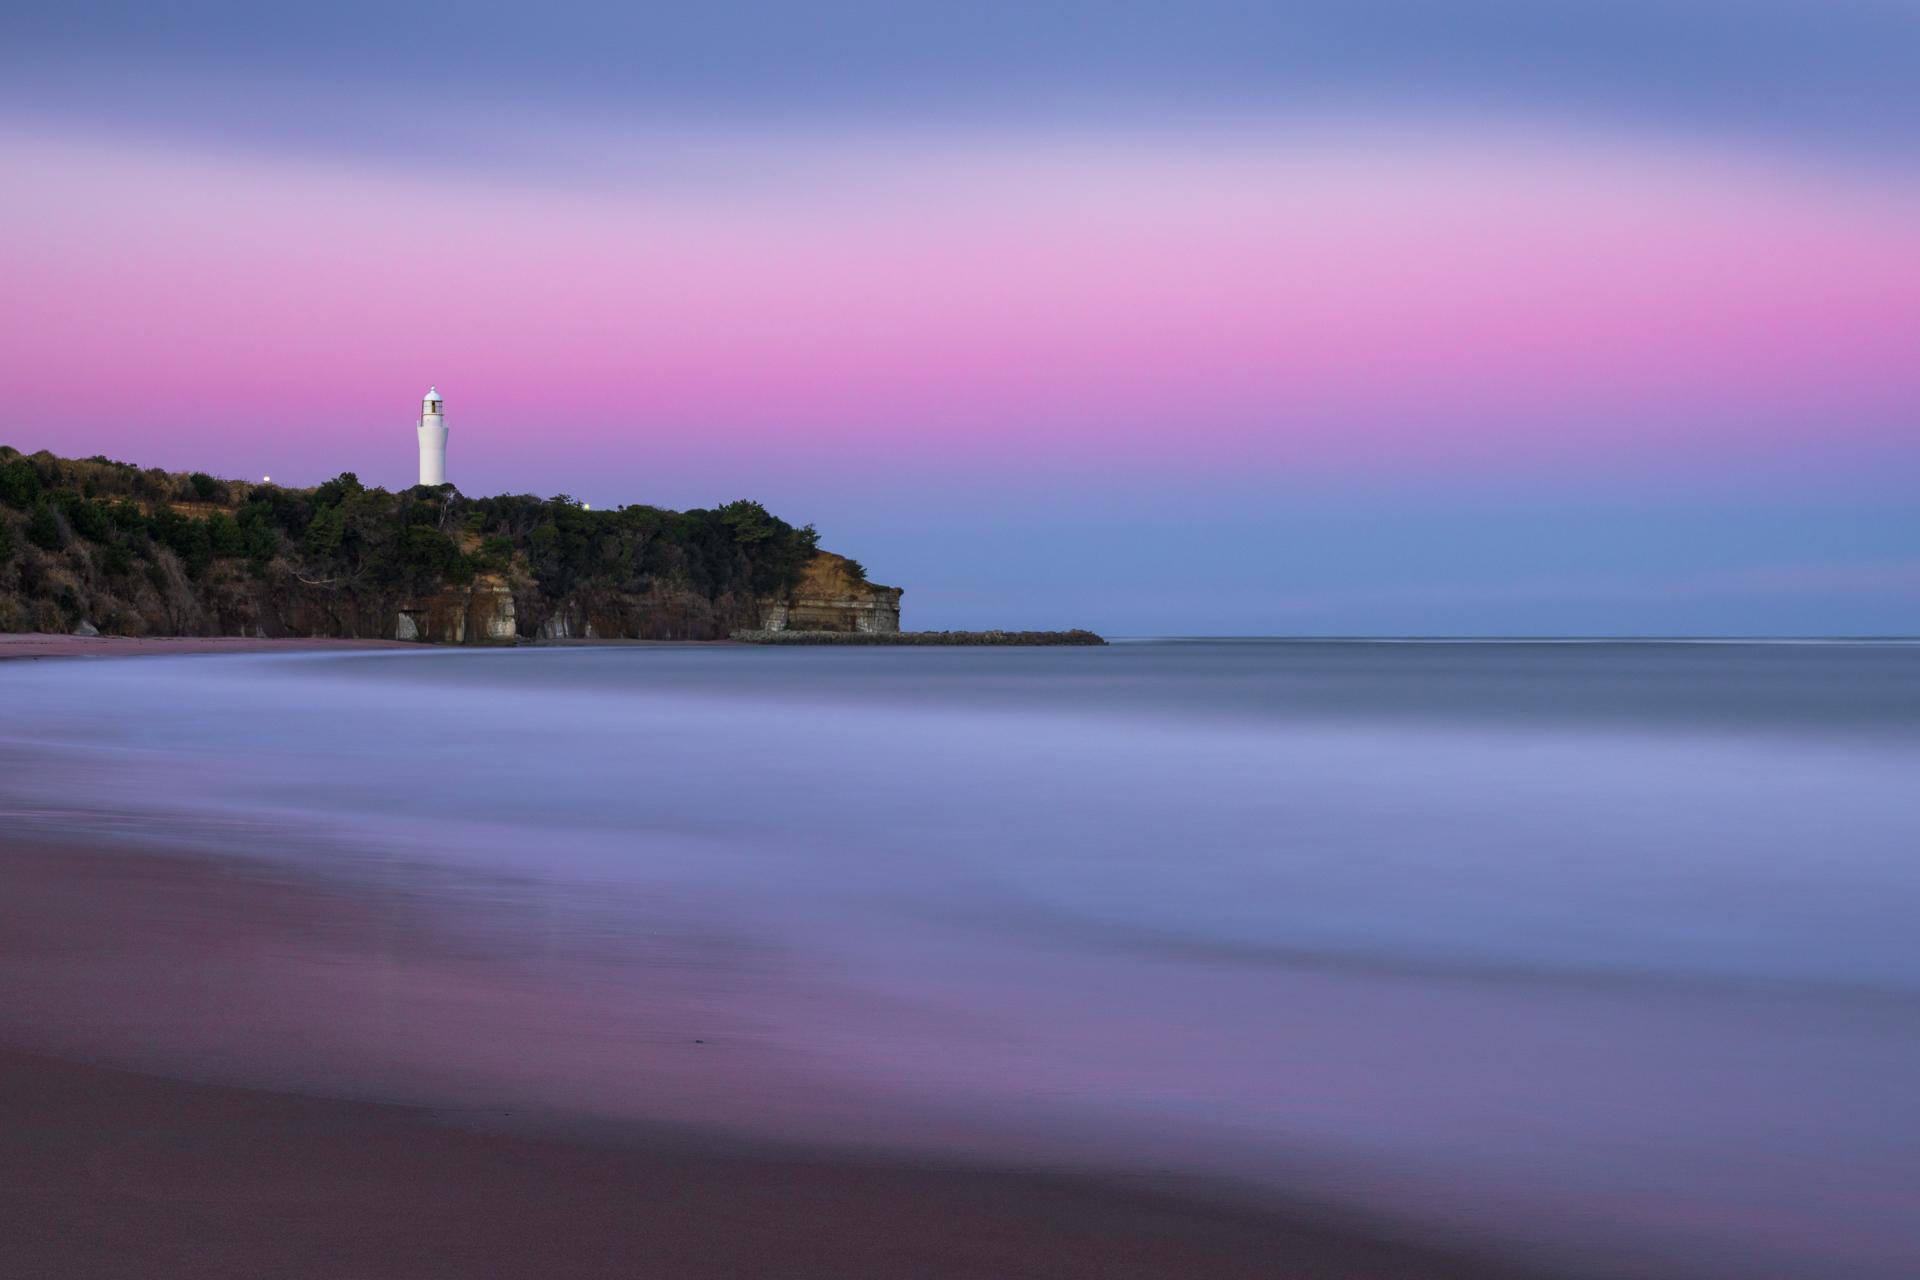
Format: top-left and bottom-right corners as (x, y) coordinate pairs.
(416, 387), (448, 486)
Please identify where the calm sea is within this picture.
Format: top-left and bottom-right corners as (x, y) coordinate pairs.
(5, 640), (1919, 1277)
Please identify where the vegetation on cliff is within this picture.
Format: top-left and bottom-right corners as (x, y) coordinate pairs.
(0, 447), (841, 640)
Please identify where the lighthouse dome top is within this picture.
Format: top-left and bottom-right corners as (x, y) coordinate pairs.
(423, 386), (441, 403)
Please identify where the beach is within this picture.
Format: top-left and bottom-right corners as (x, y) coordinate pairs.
(0, 633), (413, 661)
(0, 841), (1528, 1280)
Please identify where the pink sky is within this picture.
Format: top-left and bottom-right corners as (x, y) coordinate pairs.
(5, 122), (1917, 487)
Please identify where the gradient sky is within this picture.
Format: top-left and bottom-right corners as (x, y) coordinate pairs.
(3, 0), (1917, 634)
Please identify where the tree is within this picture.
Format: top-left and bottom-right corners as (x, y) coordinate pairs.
(246, 484), (314, 536)
(236, 502), (277, 563)
(302, 504), (346, 562)
(0, 517), (14, 567)
(173, 521), (213, 579)
(396, 525), (459, 590)
(148, 504), (187, 552)
(208, 511), (246, 557)
(313, 472), (363, 509)
(110, 499), (148, 534)
(718, 499), (777, 546)
(56, 492), (113, 542)
(26, 501), (65, 550)
(527, 521), (562, 582)
(244, 520), (278, 569)
(0, 459), (41, 508)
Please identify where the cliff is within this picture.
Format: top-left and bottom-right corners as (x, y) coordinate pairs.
(0, 449), (899, 644)
(757, 552), (903, 635)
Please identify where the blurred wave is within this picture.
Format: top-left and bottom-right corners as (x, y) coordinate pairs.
(3, 641), (1918, 1277)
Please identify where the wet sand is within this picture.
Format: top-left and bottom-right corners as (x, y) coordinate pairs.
(0, 841), (1547, 1279)
(0, 633), (414, 660)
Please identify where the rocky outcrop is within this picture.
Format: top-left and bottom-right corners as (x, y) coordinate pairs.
(516, 555), (900, 642)
(758, 553), (901, 634)
(518, 582), (766, 642)
(247, 576), (517, 645)
(395, 579), (517, 645)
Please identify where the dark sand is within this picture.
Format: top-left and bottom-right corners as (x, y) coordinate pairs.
(0, 633), (413, 661)
(0, 842), (1549, 1279)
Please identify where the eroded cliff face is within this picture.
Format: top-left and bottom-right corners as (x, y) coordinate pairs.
(245, 576), (516, 645)
(759, 553), (902, 634)
(521, 554), (900, 642)
(517, 583), (759, 642)
(396, 579), (518, 645)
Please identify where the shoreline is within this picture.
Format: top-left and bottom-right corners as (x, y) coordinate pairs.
(0, 837), (1554, 1280)
(731, 628), (1107, 645)
(0, 633), (416, 661)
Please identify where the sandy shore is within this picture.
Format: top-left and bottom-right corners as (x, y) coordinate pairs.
(0, 632), (415, 661)
(0, 1044), (1533, 1280)
(0, 839), (1551, 1279)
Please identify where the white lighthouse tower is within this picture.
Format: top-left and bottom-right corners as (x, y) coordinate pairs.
(416, 387), (448, 487)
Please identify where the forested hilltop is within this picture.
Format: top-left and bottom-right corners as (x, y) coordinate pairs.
(0, 448), (898, 641)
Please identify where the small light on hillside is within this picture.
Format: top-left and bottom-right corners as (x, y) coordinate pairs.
(262, 475), (271, 482)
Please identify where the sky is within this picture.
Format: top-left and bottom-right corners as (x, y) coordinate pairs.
(2, 0), (1917, 634)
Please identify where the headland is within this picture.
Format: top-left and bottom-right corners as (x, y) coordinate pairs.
(0, 447), (1109, 647)
(0, 447), (900, 644)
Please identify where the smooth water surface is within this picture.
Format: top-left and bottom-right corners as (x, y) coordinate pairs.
(4, 641), (1918, 1278)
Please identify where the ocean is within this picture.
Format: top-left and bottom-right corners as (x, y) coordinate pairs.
(3, 639), (1918, 1278)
